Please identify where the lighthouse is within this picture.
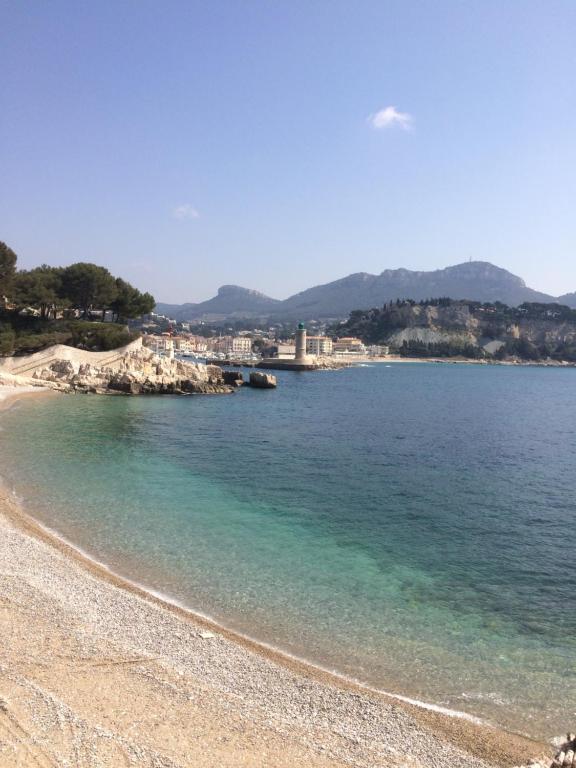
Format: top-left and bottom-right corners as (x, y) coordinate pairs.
(295, 322), (307, 362)
(256, 320), (316, 370)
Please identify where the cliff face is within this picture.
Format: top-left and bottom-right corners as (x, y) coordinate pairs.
(385, 304), (479, 346)
(337, 301), (576, 360)
(515, 318), (576, 346)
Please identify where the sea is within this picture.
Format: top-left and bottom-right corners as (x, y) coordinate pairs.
(1, 362), (575, 738)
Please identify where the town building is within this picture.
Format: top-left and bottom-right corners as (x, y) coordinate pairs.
(211, 336), (253, 355)
(306, 336), (333, 356)
(143, 335), (175, 358)
(306, 336), (333, 357)
(333, 337), (366, 355)
(174, 336), (208, 355)
(367, 344), (390, 357)
(276, 342), (296, 359)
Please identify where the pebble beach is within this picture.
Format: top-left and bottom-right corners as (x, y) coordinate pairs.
(0, 388), (553, 767)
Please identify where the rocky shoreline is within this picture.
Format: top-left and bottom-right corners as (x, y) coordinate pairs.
(0, 343), (277, 396)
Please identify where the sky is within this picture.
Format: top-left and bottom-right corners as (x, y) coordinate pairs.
(2, 1), (576, 303)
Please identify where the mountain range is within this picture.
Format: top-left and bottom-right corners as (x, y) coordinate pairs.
(155, 262), (576, 322)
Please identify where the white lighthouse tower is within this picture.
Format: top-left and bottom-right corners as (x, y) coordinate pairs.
(295, 322), (307, 362)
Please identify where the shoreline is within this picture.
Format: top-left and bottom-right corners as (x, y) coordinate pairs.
(0, 383), (54, 406)
(349, 355), (576, 367)
(0, 388), (551, 766)
(1, 489), (485, 727)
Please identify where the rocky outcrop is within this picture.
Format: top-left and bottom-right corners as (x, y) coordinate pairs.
(222, 370), (244, 387)
(550, 734), (576, 767)
(515, 732), (576, 768)
(1, 348), (283, 395)
(249, 372), (277, 389)
(337, 300), (576, 361)
(27, 347), (232, 395)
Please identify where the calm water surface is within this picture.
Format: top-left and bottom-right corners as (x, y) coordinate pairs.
(1, 363), (575, 736)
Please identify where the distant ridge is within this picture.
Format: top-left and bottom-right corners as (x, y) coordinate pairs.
(156, 285), (280, 322)
(557, 292), (576, 309)
(156, 261), (571, 322)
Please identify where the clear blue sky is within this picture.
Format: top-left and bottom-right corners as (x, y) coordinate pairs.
(2, 1), (575, 302)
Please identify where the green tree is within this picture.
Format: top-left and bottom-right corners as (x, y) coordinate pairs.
(13, 265), (65, 319)
(134, 291), (155, 318)
(0, 323), (15, 355)
(0, 241), (17, 298)
(110, 278), (155, 321)
(61, 263), (117, 317)
(251, 337), (267, 352)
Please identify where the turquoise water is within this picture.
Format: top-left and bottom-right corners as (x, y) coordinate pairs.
(1, 363), (575, 736)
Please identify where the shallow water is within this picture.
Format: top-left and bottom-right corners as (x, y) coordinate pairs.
(2, 363), (575, 736)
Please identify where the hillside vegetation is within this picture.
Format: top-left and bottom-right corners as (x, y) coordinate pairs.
(333, 299), (576, 361)
(0, 241), (154, 356)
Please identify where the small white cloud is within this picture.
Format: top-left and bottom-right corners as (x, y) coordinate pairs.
(172, 204), (200, 220)
(369, 106), (413, 131)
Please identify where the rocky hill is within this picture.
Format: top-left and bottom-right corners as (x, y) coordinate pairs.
(157, 262), (566, 322)
(156, 285), (280, 322)
(278, 262), (554, 319)
(557, 292), (576, 309)
(334, 299), (576, 361)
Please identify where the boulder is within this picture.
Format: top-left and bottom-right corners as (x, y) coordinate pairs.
(107, 373), (143, 395)
(249, 372), (277, 389)
(32, 368), (58, 382)
(50, 359), (76, 377)
(222, 370), (244, 387)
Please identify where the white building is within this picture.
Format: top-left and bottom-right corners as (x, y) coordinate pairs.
(143, 335), (175, 358)
(333, 337), (366, 355)
(306, 336), (333, 356)
(276, 342), (296, 359)
(212, 336), (253, 355)
(367, 344), (389, 357)
(174, 336), (208, 355)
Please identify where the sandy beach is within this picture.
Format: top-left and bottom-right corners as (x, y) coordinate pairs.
(0, 390), (550, 768)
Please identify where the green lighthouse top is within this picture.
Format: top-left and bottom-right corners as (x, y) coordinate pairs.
(298, 322), (305, 330)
